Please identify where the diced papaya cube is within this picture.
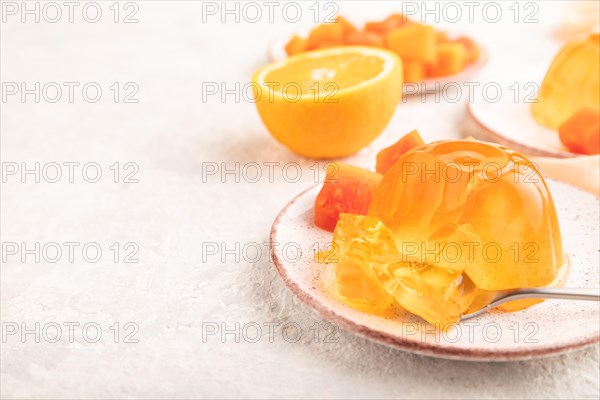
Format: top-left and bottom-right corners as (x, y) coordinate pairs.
(365, 21), (387, 35)
(306, 21), (344, 50)
(314, 41), (341, 50)
(428, 42), (468, 77)
(285, 35), (307, 56)
(334, 15), (358, 38)
(385, 13), (410, 29)
(376, 130), (425, 174)
(403, 60), (426, 82)
(453, 36), (480, 63)
(344, 31), (385, 47)
(314, 163), (383, 232)
(386, 25), (437, 64)
(558, 106), (600, 155)
(365, 13), (410, 35)
(436, 31), (449, 43)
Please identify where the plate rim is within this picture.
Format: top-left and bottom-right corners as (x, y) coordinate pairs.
(270, 183), (600, 361)
(466, 100), (579, 159)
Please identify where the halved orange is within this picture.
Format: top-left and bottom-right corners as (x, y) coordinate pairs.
(252, 46), (403, 158)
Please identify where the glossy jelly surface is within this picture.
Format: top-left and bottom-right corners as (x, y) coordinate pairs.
(324, 140), (565, 325)
(531, 33), (600, 130)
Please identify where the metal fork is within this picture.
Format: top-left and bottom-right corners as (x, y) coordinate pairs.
(461, 287), (600, 320)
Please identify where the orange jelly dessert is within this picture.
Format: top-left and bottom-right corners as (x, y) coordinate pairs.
(531, 34), (600, 130)
(322, 139), (565, 325)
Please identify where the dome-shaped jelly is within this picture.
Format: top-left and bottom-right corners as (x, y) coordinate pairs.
(324, 139), (565, 325)
(531, 33), (600, 130)
(369, 139), (564, 290)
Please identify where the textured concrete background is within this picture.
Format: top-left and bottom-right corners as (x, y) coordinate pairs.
(1, 1), (599, 398)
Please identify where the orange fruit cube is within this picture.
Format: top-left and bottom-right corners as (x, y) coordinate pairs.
(375, 130), (425, 174)
(314, 163), (383, 231)
(386, 24), (437, 65)
(436, 31), (449, 43)
(334, 15), (358, 38)
(344, 31), (385, 47)
(428, 42), (468, 77)
(558, 106), (600, 155)
(403, 60), (426, 82)
(365, 13), (410, 35)
(453, 36), (480, 63)
(314, 41), (342, 50)
(284, 35), (307, 56)
(307, 21), (344, 50)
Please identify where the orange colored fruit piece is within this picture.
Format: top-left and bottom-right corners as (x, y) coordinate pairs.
(253, 46), (403, 158)
(558, 106), (600, 155)
(306, 21), (344, 50)
(314, 163), (383, 232)
(285, 35), (307, 56)
(313, 41), (340, 50)
(345, 31), (385, 47)
(365, 13), (409, 35)
(286, 16), (356, 55)
(436, 31), (449, 43)
(454, 36), (480, 63)
(403, 60), (426, 82)
(376, 130), (425, 174)
(428, 42), (468, 78)
(386, 24), (437, 64)
(334, 15), (358, 38)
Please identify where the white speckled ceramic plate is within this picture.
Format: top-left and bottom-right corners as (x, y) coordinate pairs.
(268, 33), (488, 95)
(270, 180), (600, 361)
(467, 77), (578, 158)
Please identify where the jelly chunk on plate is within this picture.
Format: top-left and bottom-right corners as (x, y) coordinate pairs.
(375, 260), (479, 325)
(320, 214), (398, 313)
(321, 214), (479, 324)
